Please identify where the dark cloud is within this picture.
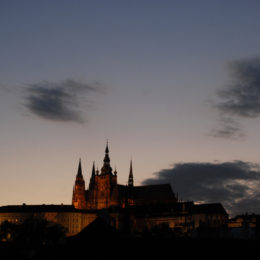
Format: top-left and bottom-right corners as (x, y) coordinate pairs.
(24, 79), (101, 123)
(217, 57), (260, 117)
(211, 57), (260, 139)
(142, 161), (260, 216)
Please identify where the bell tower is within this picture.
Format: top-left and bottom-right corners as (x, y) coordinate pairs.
(100, 141), (113, 175)
(87, 141), (119, 209)
(72, 159), (87, 209)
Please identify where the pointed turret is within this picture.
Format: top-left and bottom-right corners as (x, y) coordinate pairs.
(101, 141), (113, 175)
(89, 161), (96, 189)
(105, 140), (109, 154)
(114, 166), (117, 176)
(128, 160), (134, 187)
(91, 162), (96, 178)
(77, 158), (83, 178)
(72, 159), (87, 209)
(103, 140), (110, 164)
(127, 159), (134, 206)
(96, 166), (99, 175)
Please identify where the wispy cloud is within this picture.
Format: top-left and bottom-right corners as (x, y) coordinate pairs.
(24, 79), (102, 123)
(143, 161), (260, 216)
(211, 57), (260, 139)
(217, 57), (260, 117)
(209, 116), (244, 140)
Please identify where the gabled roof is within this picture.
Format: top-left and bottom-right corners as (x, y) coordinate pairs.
(192, 203), (228, 215)
(132, 184), (177, 203)
(116, 183), (177, 204)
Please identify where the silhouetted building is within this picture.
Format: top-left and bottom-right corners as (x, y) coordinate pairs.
(0, 142), (228, 236)
(72, 142), (177, 210)
(228, 214), (260, 239)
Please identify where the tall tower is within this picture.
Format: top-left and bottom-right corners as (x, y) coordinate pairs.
(128, 159), (134, 187)
(127, 159), (135, 206)
(87, 142), (119, 209)
(89, 162), (96, 190)
(100, 141), (113, 175)
(72, 159), (87, 209)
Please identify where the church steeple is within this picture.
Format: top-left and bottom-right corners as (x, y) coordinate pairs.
(72, 159), (87, 209)
(77, 158), (83, 178)
(128, 159), (134, 187)
(89, 161), (96, 189)
(91, 161), (96, 178)
(103, 140), (110, 164)
(101, 141), (113, 175)
(105, 140), (109, 154)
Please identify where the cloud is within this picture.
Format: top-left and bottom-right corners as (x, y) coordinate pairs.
(142, 161), (260, 216)
(217, 57), (260, 117)
(24, 79), (101, 123)
(209, 116), (244, 140)
(211, 57), (260, 139)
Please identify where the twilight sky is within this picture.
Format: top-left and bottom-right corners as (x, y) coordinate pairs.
(1, 0), (260, 216)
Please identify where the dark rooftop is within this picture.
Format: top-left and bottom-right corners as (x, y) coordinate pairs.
(133, 184), (176, 200)
(0, 204), (76, 213)
(192, 203), (228, 215)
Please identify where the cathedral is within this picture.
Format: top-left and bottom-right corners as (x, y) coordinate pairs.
(72, 142), (177, 210)
(0, 142), (228, 236)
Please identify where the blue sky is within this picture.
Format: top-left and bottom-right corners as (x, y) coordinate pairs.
(1, 0), (260, 216)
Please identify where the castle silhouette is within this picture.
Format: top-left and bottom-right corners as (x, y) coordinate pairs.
(0, 142), (228, 236)
(72, 141), (177, 210)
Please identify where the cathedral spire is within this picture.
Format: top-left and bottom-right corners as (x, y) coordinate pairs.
(77, 158), (83, 178)
(101, 141), (112, 175)
(104, 140), (110, 164)
(72, 158), (87, 209)
(128, 159), (134, 187)
(89, 161), (96, 189)
(91, 161), (96, 178)
(105, 139), (109, 154)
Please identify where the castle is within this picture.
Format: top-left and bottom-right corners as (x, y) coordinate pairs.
(0, 143), (228, 236)
(72, 142), (177, 210)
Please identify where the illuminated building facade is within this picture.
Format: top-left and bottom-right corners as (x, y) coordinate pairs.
(72, 142), (177, 210)
(0, 143), (228, 236)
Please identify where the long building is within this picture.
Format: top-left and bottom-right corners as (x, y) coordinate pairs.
(0, 143), (228, 236)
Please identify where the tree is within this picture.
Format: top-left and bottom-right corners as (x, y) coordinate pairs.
(14, 217), (67, 247)
(0, 220), (17, 242)
(0, 217), (66, 246)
